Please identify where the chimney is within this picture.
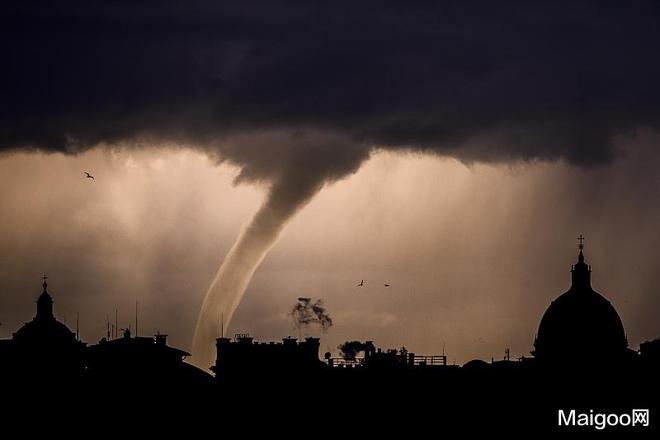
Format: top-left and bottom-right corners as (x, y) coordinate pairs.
(155, 333), (167, 346)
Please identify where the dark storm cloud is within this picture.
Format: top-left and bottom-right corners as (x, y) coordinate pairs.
(2, 0), (660, 168)
(6, 1), (660, 367)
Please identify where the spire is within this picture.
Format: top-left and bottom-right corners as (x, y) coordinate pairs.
(571, 235), (591, 290)
(576, 234), (586, 263)
(36, 274), (54, 320)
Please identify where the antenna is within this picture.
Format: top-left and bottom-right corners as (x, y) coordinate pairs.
(115, 308), (118, 339)
(221, 313), (224, 338)
(135, 300), (138, 337)
(106, 314), (110, 339)
(76, 312), (79, 340)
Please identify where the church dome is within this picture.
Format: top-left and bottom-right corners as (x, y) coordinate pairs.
(533, 239), (627, 363)
(12, 279), (77, 347)
(13, 316), (76, 346)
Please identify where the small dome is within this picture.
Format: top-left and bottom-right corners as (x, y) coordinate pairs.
(534, 245), (627, 362)
(13, 280), (76, 347)
(462, 359), (490, 370)
(13, 318), (76, 346)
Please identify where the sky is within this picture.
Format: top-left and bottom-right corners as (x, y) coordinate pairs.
(1, 1), (660, 366)
(1, 134), (660, 364)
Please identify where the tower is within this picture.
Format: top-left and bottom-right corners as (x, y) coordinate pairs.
(36, 275), (54, 320)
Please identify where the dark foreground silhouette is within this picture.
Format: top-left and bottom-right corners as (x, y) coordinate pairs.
(0, 349), (657, 436)
(0, 244), (657, 435)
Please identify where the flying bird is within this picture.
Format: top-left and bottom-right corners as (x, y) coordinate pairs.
(384, 283), (390, 287)
(356, 280), (364, 287)
(84, 171), (94, 180)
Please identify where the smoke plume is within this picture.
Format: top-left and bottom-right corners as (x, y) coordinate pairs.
(290, 297), (333, 333)
(338, 341), (375, 361)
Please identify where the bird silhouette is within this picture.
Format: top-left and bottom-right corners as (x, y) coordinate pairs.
(356, 280), (364, 287)
(384, 283), (390, 287)
(84, 171), (95, 180)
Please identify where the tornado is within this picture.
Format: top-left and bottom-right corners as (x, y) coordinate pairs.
(190, 174), (324, 369)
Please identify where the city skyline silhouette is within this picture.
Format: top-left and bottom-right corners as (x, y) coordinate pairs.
(0, 237), (658, 434)
(1, 237), (652, 366)
(2, 1), (660, 434)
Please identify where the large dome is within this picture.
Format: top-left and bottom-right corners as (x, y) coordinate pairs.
(533, 246), (627, 362)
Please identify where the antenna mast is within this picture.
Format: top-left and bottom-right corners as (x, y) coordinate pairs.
(135, 300), (138, 337)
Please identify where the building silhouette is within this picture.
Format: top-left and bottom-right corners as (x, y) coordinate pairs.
(640, 337), (660, 363)
(0, 278), (212, 389)
(533, 239), (630, 363)
(213, 334), (324, 381)
(87, 329), (212, 388)
(1, 278), (85, 378)
(0, 238), (658, 433)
